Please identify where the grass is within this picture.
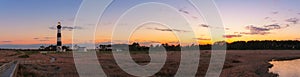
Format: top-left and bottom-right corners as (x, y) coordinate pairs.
(97, 51), (150, 54)
(23, 51), (39, 55)
(18, 54), (29, 58)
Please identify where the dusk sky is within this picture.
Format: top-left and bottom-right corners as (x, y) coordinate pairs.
(1, 0), (300, 48)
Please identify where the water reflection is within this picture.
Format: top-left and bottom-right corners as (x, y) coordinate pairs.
(269, 59), (300, 77)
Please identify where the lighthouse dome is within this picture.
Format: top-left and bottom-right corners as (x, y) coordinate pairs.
(57, 22), (62, 29)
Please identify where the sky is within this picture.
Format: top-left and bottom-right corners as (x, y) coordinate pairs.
(0, 0), (300, 48)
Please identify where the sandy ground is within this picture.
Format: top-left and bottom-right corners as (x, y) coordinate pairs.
(1, 50), (300, 77)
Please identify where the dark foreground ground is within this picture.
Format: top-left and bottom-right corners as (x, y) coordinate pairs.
(1, 50), (300, 77)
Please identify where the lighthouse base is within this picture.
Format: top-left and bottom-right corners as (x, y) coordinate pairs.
(57, 46), (63, 52)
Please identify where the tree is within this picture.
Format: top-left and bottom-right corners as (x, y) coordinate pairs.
(39, 46), (45, 50)
(62, 46), (71, 51)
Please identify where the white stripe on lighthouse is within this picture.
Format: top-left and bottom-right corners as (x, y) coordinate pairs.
(58, 29), (61, 33)
(57, 37), (61, 42)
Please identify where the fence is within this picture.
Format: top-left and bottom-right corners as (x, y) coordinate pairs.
(0, 60), (19, 77)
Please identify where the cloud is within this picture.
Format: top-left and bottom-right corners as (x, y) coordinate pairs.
(1, 40), (12, 43)
(147, 27), (190, 33)
(264, 17), (278, 22)
(240, 31), (270, 35)
(223, 34), (242, 38)
(44, 37), (54, 39)
(193, 38), (211, 40)
(285, 17), (299, 24)
(39, 40), (49, 42)
(272, 11), (279, 14)
(179, 9), (189, 14)
(264, 24), (282, 29)
(215, 27), (230, 30)
(240, 24), (288, 35)
(234, 32), (239, 34)
(240, 25), (270, 35)
(49, 26), (83, 31)
(264, 17), (270, 20)
(48, 27), (56, 30)
(33, 36), (54, 42)
(265, 24), (289, 29)
(157, 28), (190, 32)
(191, 16), (198, 19)
(246, 25), (270, 31)
(199, 24), (210, 28)
(199, 24), (229, 30)
(225, 28), (230, 30)
(178, 8), (200, 20)
(62, 26), (83, 31)
(67, 18), (75, 22)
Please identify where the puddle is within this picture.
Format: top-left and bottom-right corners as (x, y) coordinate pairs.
(269, 59), (300, 77)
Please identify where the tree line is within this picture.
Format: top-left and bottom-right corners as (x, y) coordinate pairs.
(98, 40), (300, 51)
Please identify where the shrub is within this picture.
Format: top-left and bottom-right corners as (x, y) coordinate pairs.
(18, 55), (29, 58)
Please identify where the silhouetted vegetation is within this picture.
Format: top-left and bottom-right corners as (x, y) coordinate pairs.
(24, 51), (39, 55)
(226, 40), (300, 50)
(38, 45), (71, 51)
(98, 40), (300, 51)
(99, 42), (182, 51)
(18, 54), (29, 58)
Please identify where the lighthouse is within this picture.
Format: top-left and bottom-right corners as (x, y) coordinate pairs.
(57, 22), (62, 52)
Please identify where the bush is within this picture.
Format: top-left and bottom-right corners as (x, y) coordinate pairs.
(18, 55), (29, 58)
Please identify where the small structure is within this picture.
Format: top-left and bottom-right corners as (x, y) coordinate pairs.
(74, 45), (87, 52)
(77, 47), (87, 52)
(99, 45), (112, 51)
(99, 44), (128, 51)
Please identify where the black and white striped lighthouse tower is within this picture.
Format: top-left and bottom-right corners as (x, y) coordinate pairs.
(56, 22), (62, 52)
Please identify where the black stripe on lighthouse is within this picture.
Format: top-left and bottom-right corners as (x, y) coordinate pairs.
(57, 33), (61, 37)
(57, 41), (62, 46)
